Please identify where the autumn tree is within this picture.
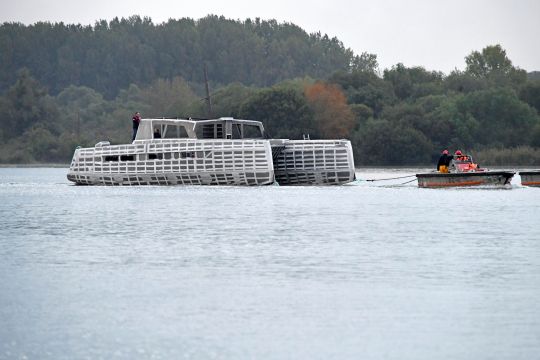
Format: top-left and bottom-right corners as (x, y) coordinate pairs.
(304, 82), (355, 139)
(329, 70), (395, 116)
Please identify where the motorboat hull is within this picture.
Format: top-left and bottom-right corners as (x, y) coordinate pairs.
(519, 171), (540, 187)
(416, 171), (515, 188)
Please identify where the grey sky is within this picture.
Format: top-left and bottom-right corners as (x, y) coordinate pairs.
(2, 0), (539, 73)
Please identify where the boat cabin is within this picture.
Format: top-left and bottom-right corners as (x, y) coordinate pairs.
(134, 117), (266, 142)
(451, 154), (479, 172)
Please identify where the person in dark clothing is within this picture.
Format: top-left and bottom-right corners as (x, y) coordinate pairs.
(437, 149), (453, 173)
(132, 112), (141, 141)
(153, 127), (161, 139)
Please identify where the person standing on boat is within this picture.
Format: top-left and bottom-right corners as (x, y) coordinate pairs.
(437, 149), (453, 173)
(132, 112), (141, 141)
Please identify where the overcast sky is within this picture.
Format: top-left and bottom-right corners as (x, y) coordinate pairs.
(2, 0), (539, 73)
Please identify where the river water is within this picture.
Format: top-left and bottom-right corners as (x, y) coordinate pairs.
(1, 167), (539, 359)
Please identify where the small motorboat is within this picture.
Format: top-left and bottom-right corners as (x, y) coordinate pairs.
(519, 171), (540, 187)
(416, 153), (515, 188)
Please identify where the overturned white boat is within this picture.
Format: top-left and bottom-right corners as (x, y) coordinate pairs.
(67, 117), (355, 186)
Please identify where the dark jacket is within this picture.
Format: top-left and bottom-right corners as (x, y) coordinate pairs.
(132, 114), (141, 128)
(437, 154), (453, 168)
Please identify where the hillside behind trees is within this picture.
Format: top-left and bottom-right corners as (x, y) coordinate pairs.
(0, 16), (539, 165)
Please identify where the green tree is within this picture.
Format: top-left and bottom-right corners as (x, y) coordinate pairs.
(465, 44), (527, 88)
(383, 63), (443, 100)
(189, 82), (259, 119)
(350, 52), (378, 74)
(354, 119), (433, 165)
(465, 44), (513, 78)
(444, 70), (487, 93)
(135, 77), (198, 117)
(239, 86), (313, 139)
(0, 17), (357, 97)
(519, 81), (540, 113)
(349, 103), (373, 129)
(458, 88), (539, 147)
(329, 70), (395, 115)
(2, 68), (59, 138)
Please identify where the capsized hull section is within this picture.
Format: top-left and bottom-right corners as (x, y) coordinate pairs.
(519, 171), (540, 187)
(271, 139), (355, 185)
(67, 139), (275, 186)
(416, 171), (515, 188)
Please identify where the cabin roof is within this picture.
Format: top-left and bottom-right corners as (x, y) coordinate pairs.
(139, 117), (263, 126)
(134, 117), (266, 141)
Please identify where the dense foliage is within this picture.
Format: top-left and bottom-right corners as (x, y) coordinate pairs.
(0, 15), (355, 98)
(0, 17), (539, 165)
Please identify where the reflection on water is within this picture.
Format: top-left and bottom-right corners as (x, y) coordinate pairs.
(1, 167), (539, 359)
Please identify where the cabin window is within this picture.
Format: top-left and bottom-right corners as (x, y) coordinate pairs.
(104, 155), (119, 162)
(120, 155), (135, 161)
(180, 151), (195, 158)
(216, 124), (223, 138)
(163, 125), (177, 139)
(163, 124), (189, 139)
(202, 125), (214, 138)
(243, 124), (263, 138)
(148, 153), (163, 160)
(232, 124), (242, 139)
(197, 123), (224, 139)
(178, 126), (188, 138)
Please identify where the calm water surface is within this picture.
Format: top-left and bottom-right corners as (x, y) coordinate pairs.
(1, 167), (539, 359)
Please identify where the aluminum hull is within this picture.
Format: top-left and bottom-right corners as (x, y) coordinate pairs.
(519, 171), (540, 187)
(67, 139), (275, 186)
(67, 117), (356, 186)
(67, 139), (356, 186)
(271, 140), (356, 186)
(416, 171), (515, 188)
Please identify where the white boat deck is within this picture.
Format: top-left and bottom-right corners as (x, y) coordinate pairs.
(68, 117), (355, 186)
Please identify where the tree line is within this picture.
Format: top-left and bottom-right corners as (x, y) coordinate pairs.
(0, 16), (539, 165)
(0, 15), (359, 98)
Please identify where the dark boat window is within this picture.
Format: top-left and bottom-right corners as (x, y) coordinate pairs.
(178, 126), (188, 138)
(202, 125), (214, 138)
(163, 125), (178, 139)
(196, 123), (224, 139)
(104, 155), (119, 162)
(216, 124), (223, 138)
(163, 125), (190, 139)
(120, 155), (135, 161)
(243, 124), (262, 138)
(180, 151), (196, 158)
(232, 124), (242, 139)
(148, 153), (163, 160)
